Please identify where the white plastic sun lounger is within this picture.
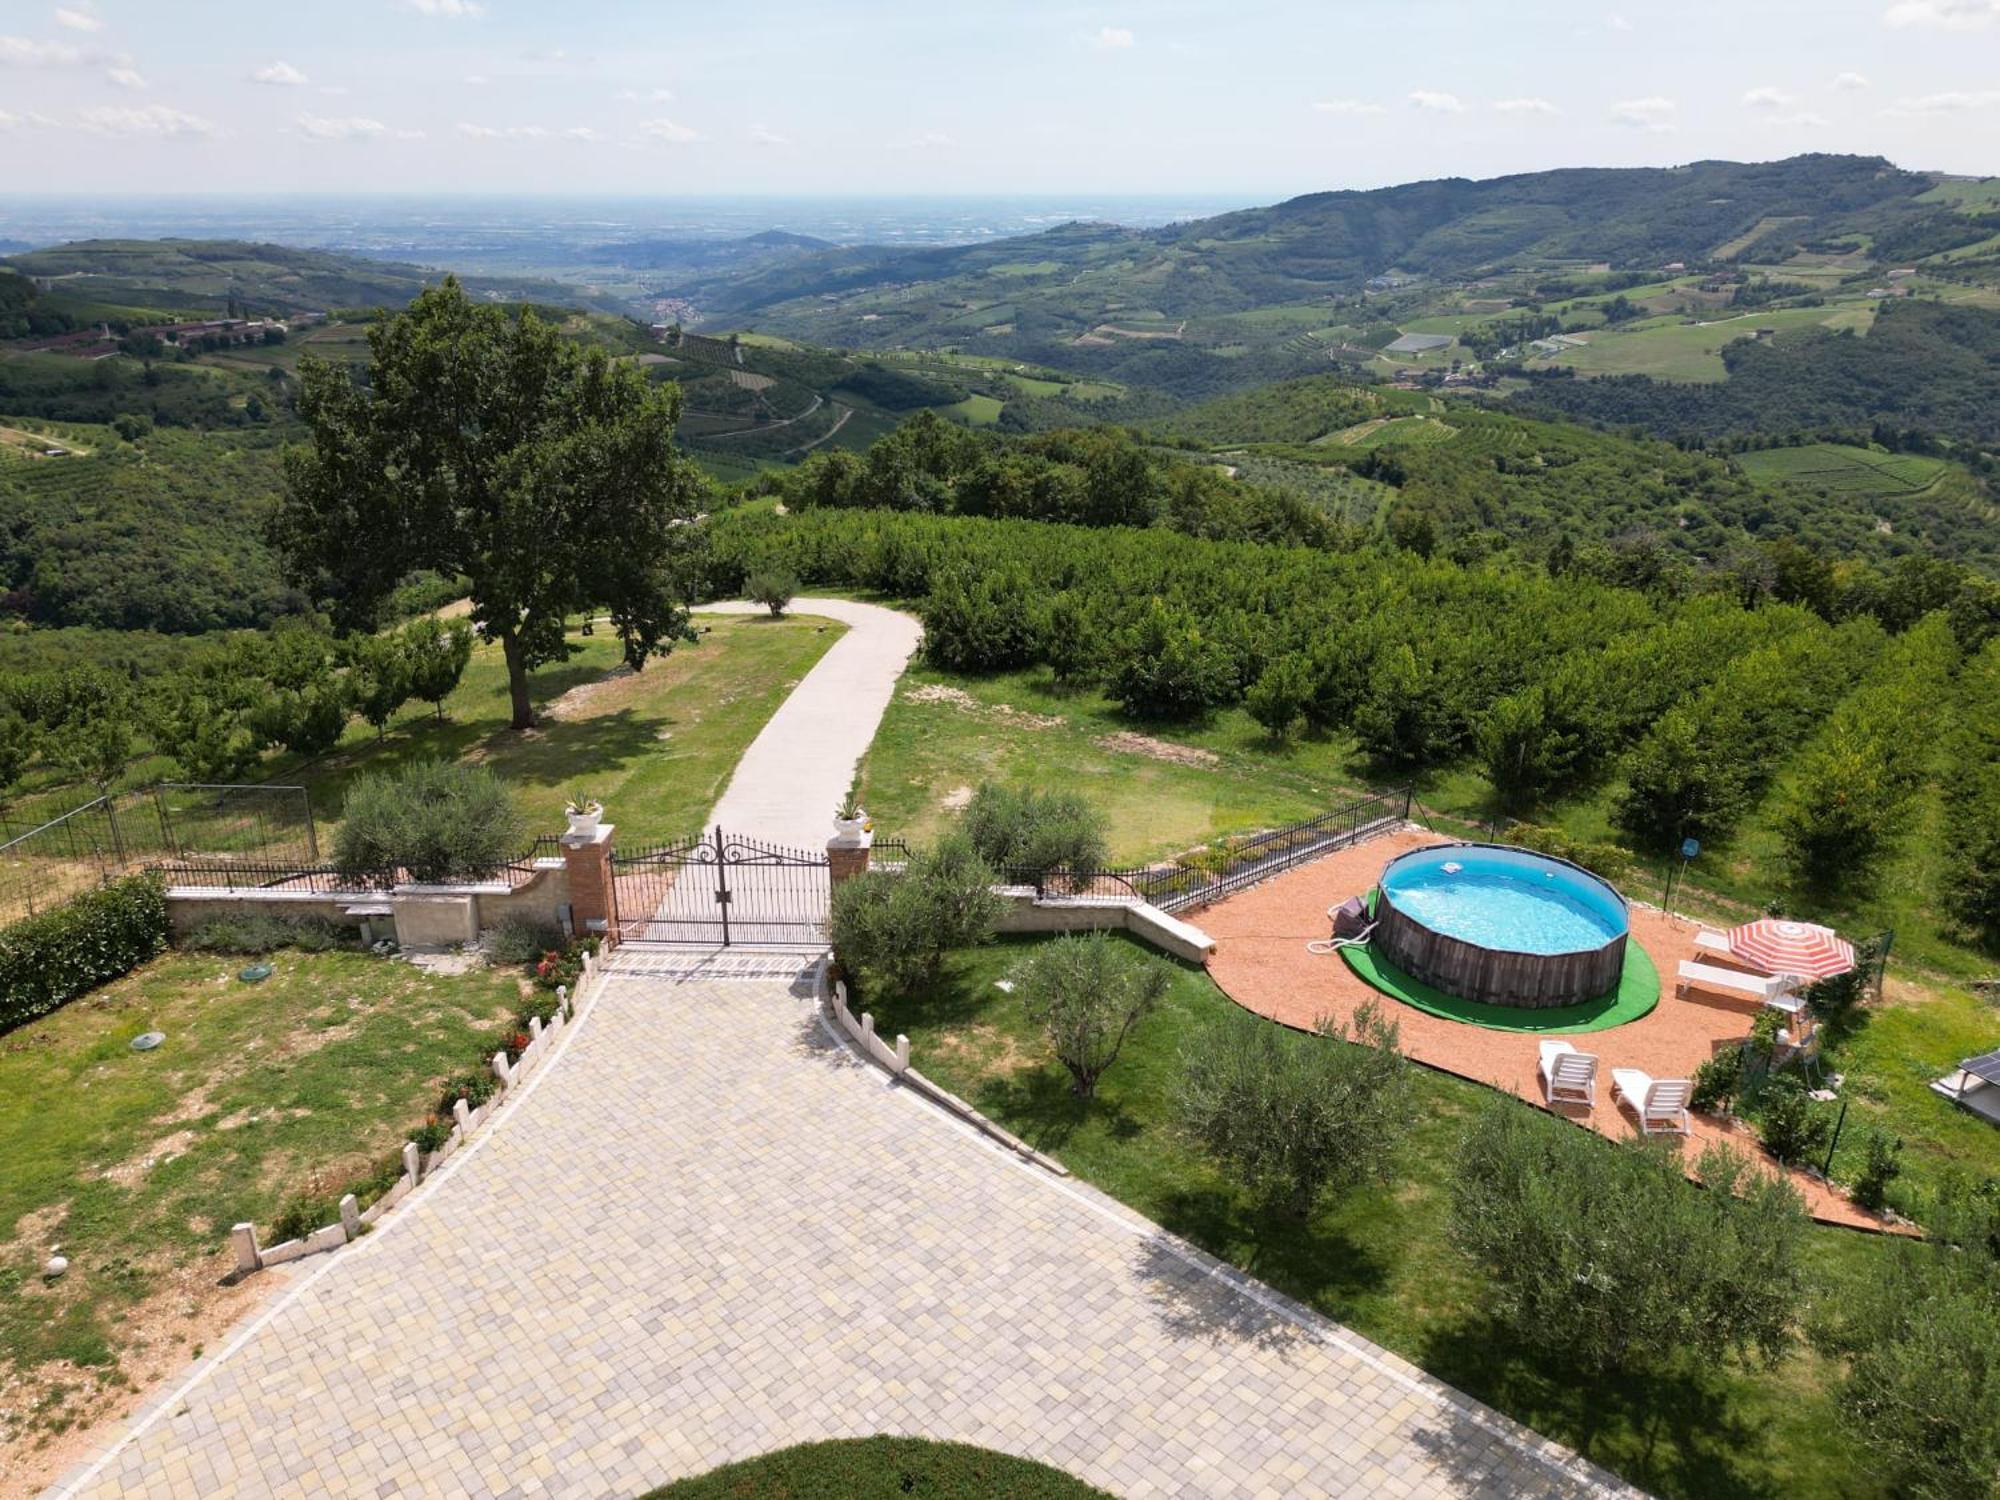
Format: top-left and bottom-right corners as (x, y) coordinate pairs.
(1611, 1068), (1692, 1136)
(1538, 1040), (1598, 1108)
(1676, 960), (1794, 1004)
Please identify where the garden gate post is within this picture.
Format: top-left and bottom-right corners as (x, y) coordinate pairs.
(826, 825), (872, 890)
(561, 818), (618, 948)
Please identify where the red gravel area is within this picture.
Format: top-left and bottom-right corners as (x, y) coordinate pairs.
(1201, 826), (1902, 1233)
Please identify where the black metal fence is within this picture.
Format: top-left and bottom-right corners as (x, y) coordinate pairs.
(152, 834), (564, 896)
(885, 787), (1413, 914)
(0, 783), (320, 923)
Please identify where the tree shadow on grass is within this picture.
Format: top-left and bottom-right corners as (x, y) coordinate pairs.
(972, 1067), (1141, 1153)
(1147, 1183), (1391, 1318)
(1417, 1314), (1780, 1500)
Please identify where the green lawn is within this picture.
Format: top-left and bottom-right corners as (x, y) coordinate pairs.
(280, 611), (842, 849)
(859, 664), (1368, 863)
(0, 947), (522, 1442)
(859, 933), (1894, 1500)
(940, 392), (1004, 427)
(645, 1436), (1109, 1498)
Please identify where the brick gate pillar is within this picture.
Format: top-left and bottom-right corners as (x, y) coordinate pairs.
(561, 823), (617, 948)
(826, 827), (872, 890)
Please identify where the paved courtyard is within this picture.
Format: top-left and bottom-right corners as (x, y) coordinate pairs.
(55, 963), (1632, 1499)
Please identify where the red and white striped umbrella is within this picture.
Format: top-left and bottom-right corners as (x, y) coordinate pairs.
(1727, 919), (1856, 981)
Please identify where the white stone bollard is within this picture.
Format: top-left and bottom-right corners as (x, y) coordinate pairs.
(338, 1194), (361, 1240)
(402, 1140), (421, 1184)
(861, 1012), (876, 1050)
(557, 984), (570, 1017)
(491, 1050), (512, 1089)
(452, 1098), (472, 1132)
(528, 1015), (544, 1043)
(231, 1222), (261, 1276)
(896, 1034), (910, 1073)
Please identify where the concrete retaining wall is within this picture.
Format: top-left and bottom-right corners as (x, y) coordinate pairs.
(992, 890), (1217, 964)
(166, 861), (571, 947)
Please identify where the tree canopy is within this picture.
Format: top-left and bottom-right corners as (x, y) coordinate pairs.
(273, 277), (709, 728)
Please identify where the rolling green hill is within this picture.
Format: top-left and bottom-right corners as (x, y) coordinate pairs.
(680, 156), (1958, 395)
(3, 239), (589, 319)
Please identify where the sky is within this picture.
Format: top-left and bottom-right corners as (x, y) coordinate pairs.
(0, 0), (1996, 200)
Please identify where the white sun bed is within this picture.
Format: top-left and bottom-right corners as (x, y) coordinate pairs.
(1611, 1068), (1691, 1136)
(1538, 1040), (1598, 1108)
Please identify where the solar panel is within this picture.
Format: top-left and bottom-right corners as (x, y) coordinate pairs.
(1962, 1049), (2000, 1087)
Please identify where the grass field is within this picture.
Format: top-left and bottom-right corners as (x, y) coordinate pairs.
(858, 665), (1365, 863)
(859, 933), (1893, 1500)
(1534, 304), (1874, 383)
(0, 948), (523, 1455)
(1319, 414), (1457, 449)
(282, 611), (842, 849)
(1735, 443), (1950, 497)
(940, 392), (1004, 426)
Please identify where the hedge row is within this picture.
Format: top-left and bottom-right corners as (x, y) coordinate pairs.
(0, 874), (169, 1036)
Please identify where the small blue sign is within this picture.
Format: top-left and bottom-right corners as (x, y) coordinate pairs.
(1680, 838), (1701, 861)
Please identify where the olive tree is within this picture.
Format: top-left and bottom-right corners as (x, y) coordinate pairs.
(1013, 933), (1168, 1097)
(1449, 1098), (1805, 1375)
(1175, 1002), (1411, 1216)
(275, 278), (709, 730)
(402, 615), (475, 722)
(828, 833), (1003, 997)
(334, 761), (523, 884)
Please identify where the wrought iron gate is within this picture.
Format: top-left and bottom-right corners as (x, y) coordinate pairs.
(611, 828), (831, 947)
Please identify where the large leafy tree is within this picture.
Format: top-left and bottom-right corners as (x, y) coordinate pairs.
(274, 279), (709, 729)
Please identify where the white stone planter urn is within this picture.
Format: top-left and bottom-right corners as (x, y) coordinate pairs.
(565, 803), (604, 839)
(832, 811), (871, 842)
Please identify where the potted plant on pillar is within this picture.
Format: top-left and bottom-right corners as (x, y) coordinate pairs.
(564, 791), (604, 839)
(833, 789), (870, 842)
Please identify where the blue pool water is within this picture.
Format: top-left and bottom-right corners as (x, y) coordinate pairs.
(1380, 847), (1626, 955)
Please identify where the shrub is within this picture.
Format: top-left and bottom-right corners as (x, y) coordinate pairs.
(269, 1189), (339, 1245)
(1690, 1047), (1743, 1115)
(1757, 1075), (1832, 1166)
(960, 783), (1108, 883)
(1815, 1241), (2000, 1499)
(1449, 1099), (1806, 1375)
(334, 760), (524, 885)
(1013, 934), (1169, 1097)
(745, 567), (799, 617)
(0, 875), (168, 1037)
(1244, 653), (1314, 741)
(828, 833), (1003, 996)
(401, 615), (474, 721)
(181, 912), (352, 955)
(1107, 599), (1234, 721)
(435, 1068), (498, 1119)
(1174, 1001), (1411, 1217)
(1851, 1129), (1904, 1212)
(488, 915), (564, 967)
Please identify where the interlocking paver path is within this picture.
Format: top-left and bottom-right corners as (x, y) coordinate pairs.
(57, 965), (1635, 1499)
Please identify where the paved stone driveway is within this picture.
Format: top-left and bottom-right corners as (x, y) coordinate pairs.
(55, 967), (1635, 1499)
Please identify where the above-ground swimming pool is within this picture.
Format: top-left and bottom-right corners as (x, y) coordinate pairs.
(1373, 844), (1629, 1009)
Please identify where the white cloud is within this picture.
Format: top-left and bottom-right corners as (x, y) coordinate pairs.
(1494, 97), (1558, 115)
(616, 86), (674, 102)
(637, 116), (699, 143)
(1611, 96), (1676, 130)
(106, 65), (144, 88)
(1883, 88), (2000, 114)
(78, 102), (218, 137)
(0, 106), (55, 128)
(747, 124), (787, 146)
(296, 113), (389, 141)
(1834, 71), (1871, 90)
(1606, 12), (1634, 29)
(402, 0), (487, 15)
(902, 129), (956, 149)
(561, 125), (600, 141)
(1312, 98), (1384, 116)
(457, 121), (551, 140)
(1883, 0), (1999, 27)
(1743, 86), (1795, 110)
(1409, 90), (1464, 113)
(53, 6), (101, 33)
(252, 60), (308, 86)
(0, 35), (85, 66)
(1095, 25), (1135, 48)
